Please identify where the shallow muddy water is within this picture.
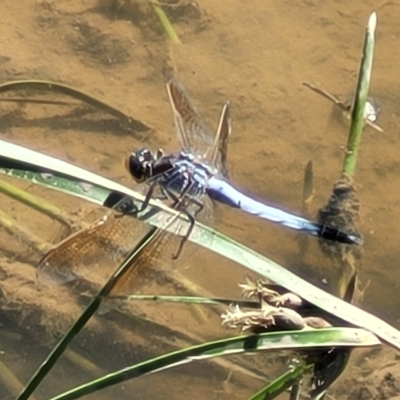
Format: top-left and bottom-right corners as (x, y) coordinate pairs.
(0, 1), (399, 399)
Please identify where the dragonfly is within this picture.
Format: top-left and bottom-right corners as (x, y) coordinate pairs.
(126, 79), (363, 246)
(37, 78), (362, 287)
(36, 79), (231, 287)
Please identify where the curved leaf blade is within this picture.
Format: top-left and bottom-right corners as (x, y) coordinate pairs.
(0, 139), (399, 351)
(48, 328), (379, 400)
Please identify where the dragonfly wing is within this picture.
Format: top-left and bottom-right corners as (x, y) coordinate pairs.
(37, 195), (201, 294)
(37, 212), (145, 285)
(166, 78), (214, 156)
(210, 101), (231, 179)
(109, 226), (175, 296)
(105, 195), (204, 296)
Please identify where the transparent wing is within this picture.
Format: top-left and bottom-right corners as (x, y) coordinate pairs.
(166, 78), (228, 169)
(38, 209), (199, 295)
(211, 101), (231, 179)
(37, 191), (216, 290)
(108, 222), (180, 297)
(37, 211), (147, 285)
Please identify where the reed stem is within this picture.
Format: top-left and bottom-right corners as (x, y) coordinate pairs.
(342, 12), (377, 176)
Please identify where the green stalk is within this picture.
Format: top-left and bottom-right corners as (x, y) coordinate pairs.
(0, 209), (49, 253)
(47, 327), (379, 400)
(247, 364), (313, 400)
(0, 358), (37, 400)
(16, 226), (158, 400)
(109, 293), (259, 308)
(64, 349), (104, 377)
(0, 178), (75, 229)
(151, 2), (182, 44)
(3, 141), (400, 350)
(342, 12), (377, 176)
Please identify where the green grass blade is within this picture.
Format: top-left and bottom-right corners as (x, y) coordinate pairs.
(247, 364), (313, 400)
(342, 12), (377, 176)
(15, 227), (159, 400)
(0, 177), (73, 226)
(109, 294), (260, 308)
(151, 2), (182, 44)
(1, 139), (400, 351)
(48, 328), (379, 400)
(15, 292), (104, 400)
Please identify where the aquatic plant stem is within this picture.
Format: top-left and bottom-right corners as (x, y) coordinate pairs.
(342, 12), (377, 176)
(48, 328), (379, 400)
(0, 358), (37, 400)
(246, 364), (312, 400)
(15, 226), (158, 400)
(0, 178), (75, 229)
(151, 2), (182, 44)
(3, 141), (400, 350)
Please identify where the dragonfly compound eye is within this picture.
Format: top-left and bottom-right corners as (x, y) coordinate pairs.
(126, 148), (155, 182)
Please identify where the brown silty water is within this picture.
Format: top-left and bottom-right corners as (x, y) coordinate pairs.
(0, 1), (399, 399)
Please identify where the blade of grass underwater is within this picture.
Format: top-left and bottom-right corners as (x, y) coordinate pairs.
(151, 2), (182, 44)
(15, 226), (159, 400)
(0, 80), (151, 132)
(342, 12), (376, 176)
(109, 294), (260, 308)
(0, 177), (74, 227)
(48, 328), (379, 400)
(0, 209), (49, 253)
(247, 364), (313, 400)
(0, 357), (38, 400)
(1, 139), (400, 351)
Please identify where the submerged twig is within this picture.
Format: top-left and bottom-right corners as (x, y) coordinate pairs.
(302, 81), (382, 133)
(298, 160), (314, 258)
(301, 160), (314, 216)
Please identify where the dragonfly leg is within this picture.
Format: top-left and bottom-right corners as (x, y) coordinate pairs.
(172, 208), (195, 260)
(139, 181), (160, 212)
(163, 187), (197, 260)
(188, 197), (204, 217)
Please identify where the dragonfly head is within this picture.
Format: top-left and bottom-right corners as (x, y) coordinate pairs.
(126, 148), (156, 182)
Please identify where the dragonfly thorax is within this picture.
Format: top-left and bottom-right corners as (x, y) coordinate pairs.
(155, 151), (214, 198)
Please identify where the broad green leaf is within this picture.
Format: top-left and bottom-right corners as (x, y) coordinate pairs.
(48, 327), (379, 400)
(0, 139), (399, 351)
